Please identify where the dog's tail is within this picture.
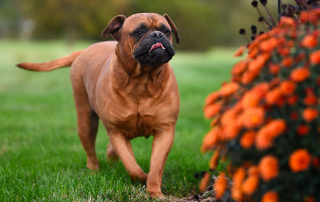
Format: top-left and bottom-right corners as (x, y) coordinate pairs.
(16, 50), (82, 72)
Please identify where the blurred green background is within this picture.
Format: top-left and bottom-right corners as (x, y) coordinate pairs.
(0, 0), (288, 50)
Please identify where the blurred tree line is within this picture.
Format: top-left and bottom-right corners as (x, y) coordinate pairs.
(0, 0), (282, 50)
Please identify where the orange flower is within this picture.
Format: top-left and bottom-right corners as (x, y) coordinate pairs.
(214, 174), (228, 199)
(233, 167), (246, 185)
(205, 92), (220, 106)
(256, 127), (273, 150)
(300, 11), (309, 23)
(290, 67), (310, 82)
(267, 119), (286, 138)
(221, 109), (237, 126)
(248, 53), (270, 73)
(240, 107), (265, 129)
(280, 81), (296, 95)
(266, 88), (282, 105)
(210, 116), (219, 127)
(209, 149), (220, 169)
(297, 125), (309, 136)
(204, 102), (222, 118)
(248, 48), (259, 58)
(242, 175), (259, 195)
(234, 46), (245, 57)
(310, 50), (320, 64)
(220, 82), (239, 97)
(231, 168), (244, 200)
(224, 122), (240, 140)
(301, 35), (318, 49)
(259, 155), (279, 181)
(304, 93), (317, 105)
(262, 191), (278, 202)
(260, 38), (278, 52)
(302, 108), (318, 122)
(240, 131), (256, 149)
(251, 82), (269, 95)
(289, 149), (311, 172)
(231, 186), (242, 201)
(241, 71), (258, 84)
(269, 63), (280, 75)
(232, 61), (247, 75)
(281, 57), (293, 67)
(279, 16), (295, 27)
(199, 172), (211, 192)
(248, 165), (259, 176)
(277, 47), (290, 56)
(242, 91), (261, 108)
(255, 120), (286, 150)
(201, 127), (220, 152)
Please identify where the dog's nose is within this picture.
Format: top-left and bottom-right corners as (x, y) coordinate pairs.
(151, 31), (163, 39)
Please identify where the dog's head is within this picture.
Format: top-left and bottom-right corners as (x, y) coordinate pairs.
(102, 13), (180, 67)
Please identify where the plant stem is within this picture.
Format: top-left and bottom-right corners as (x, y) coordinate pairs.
(264, 5), (276, 27)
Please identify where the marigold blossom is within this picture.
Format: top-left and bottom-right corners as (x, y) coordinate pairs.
(240, 131), (256, 149)
(205, 92), (220, 106)
(302, 108), (318, 122)
(242, 91), (261, 108)
(204, 102), (222, 118)
(302, 35), (318, 49)
(199, 172), (211, 192)
(240, 107), (265, 128)
(290, 67), (310, 82)
(220, 82), (239, 97)
(262, 191), (278, 202)
(289, 149), (311, 172)
(266, 88), (282, 105)
(281, 57), (294, 67)
(241, 71), (257, 84)
(310, 50), (320, 64)
(260, 38), (278, 52)
(214, 174), (228, 199)
(280, 81), (296, 95)
(201, 127), (220, 152)
(259, 155), (279, 181)
(242, 175), (259, 195)
(248, 53), (270, 72)
(234, 46), (246, 57)
(232, 61), (247, 75)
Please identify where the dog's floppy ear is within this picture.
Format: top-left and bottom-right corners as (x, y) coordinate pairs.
(101, 15), (126, 40)
(163, 14), (180, 44)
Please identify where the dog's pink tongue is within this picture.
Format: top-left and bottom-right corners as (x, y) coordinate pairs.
(149, 43), (165, 52)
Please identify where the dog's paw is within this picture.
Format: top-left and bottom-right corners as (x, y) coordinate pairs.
(86, 159), (100, 171)
(148, 191), (165, 200)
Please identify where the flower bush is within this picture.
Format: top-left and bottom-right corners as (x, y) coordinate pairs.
(201, 9), (320, 202)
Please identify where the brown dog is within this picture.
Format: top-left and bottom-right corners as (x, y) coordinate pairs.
(17, 13), (180, 197)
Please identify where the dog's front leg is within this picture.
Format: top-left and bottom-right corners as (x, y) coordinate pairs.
(108, 132), (148, 183)
(147, 127), (175, 197)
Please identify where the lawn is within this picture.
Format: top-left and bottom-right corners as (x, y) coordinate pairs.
(0, 40), (239, 201)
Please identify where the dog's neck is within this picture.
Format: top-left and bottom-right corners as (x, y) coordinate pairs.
(114, 45), (167, 84)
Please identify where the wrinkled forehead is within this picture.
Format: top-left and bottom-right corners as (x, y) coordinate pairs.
(122, 13), (170, 31)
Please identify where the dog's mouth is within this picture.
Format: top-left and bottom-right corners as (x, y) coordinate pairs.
(148, 43), (165, 53)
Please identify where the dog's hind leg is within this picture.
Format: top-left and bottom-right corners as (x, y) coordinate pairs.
(71, 78), (100, 171)
(76, 107), (100, 171)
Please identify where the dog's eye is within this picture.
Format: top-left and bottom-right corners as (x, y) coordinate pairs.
(164, 30), (171, 36)
(135, 31), (144, 37)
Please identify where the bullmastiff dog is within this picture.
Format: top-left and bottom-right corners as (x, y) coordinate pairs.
(17, 13), (180, 197)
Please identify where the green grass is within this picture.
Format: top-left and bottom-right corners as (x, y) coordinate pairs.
(0, 40), (239, 201)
